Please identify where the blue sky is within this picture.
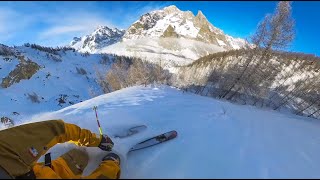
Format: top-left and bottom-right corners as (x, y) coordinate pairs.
(0, 1), (319, 56)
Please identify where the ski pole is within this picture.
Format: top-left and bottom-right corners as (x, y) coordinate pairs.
(93, 106), (103, 135)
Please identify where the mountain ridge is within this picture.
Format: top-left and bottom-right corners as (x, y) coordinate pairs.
(70, 5), (248, 54)
(70, 26), (125, 53)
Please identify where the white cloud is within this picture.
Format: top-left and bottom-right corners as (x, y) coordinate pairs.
(36, 3), (170, 46)
(0, 4), (114, 46)
(0, 8), (34, 42)
(38, 11), (113, 41)
(40, 26), (87, 38)
(0, 2), (171, 46)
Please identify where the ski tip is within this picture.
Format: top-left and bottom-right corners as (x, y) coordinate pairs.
(173, 130), (178, 136)
(169, 130), (178, 139)
(128, 130), (178, 152)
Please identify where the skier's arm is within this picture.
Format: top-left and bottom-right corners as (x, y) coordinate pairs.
(57, 122), (101, 147)
(0, 119), (103, 177)
(56, 121), (114, 151)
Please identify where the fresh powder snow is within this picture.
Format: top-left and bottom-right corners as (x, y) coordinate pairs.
(14, 85), (320, 178)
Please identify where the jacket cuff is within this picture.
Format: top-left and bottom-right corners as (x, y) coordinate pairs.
(90, 133), (102, 147)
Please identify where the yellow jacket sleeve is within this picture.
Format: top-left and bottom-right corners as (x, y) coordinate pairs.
(58, 122), (101, 147)
(0, 119), (101, 177)
(33, 164), (62, 179)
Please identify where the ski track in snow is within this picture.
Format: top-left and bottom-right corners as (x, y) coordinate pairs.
(15, 85), (320, 178)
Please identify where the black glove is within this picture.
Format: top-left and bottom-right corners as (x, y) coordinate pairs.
(98, 134), (114, 151)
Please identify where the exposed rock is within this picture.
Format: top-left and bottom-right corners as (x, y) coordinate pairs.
(1, 58), (40, 88)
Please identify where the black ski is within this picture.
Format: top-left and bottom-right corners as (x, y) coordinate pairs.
(129, 130), (178, 152)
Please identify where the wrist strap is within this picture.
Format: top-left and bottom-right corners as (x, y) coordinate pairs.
(44, 153), (52, 168)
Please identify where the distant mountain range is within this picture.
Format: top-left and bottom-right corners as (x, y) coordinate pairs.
(70, 5), (249, 66)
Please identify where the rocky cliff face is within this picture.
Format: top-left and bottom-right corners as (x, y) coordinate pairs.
(123, 5), (247, 50)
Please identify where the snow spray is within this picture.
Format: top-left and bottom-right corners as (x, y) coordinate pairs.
(93, 106), (103, 135)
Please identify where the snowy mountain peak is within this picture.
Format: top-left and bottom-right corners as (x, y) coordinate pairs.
(70, 26), (125, 53)
(163, 5), (181, 14)
(71, 5), (249, 65)
(122, 5), (247, 50)
(93, 26), (124, 35)
(70, 37), (81, 46)
(194, 10), (211, 28)
(195, 10), (205, 19)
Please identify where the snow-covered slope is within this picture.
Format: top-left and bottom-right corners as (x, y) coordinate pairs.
(70, 26), (125, 53)
(16, 85), (320, 178)
(0, 45), (112, 121)
(98, 37), (225, 67)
